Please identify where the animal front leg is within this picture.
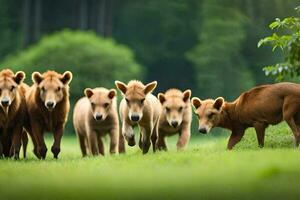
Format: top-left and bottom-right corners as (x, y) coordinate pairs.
(10, 125), (23, 160)
(122, 121), (135, 146)
(88, 130), (99, 156)
(141, 126), (151, 154)
(52, 125), (64, 159)
(97, 136), (105, 156)
(177, 124), (191, 150)
(118, 128), (126, 153)
(151, 123), (158, 152)
(109, 128), (118, 154)
(254, 123), (267, 148)
(31, 122), (47, 159)
(156, 129), (168, 151)
(26, 126), (39, 158)
(227, 130), (245, 150)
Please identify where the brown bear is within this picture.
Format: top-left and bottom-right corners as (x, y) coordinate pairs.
(0, 69), (27, 159)
(115, 80), (161, 154)
(157, 89), (192, 151)
(192, 82), (300, 150)
(26, 70), (72, 159)
(73, 87), (124, 156)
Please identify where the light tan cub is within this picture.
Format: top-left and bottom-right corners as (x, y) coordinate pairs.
(73, 87), (122, 156)
(157, 89), (192, 151)
(115, 80), (161, 154)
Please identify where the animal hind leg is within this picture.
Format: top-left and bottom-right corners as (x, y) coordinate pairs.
(283, 100), (300, 147)
(77, 133), (87, 157)
(285, 116), (300, 147)
(21, 130), (28, 159)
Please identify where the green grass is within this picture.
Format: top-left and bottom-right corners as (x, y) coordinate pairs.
(1, 123), (300, 200)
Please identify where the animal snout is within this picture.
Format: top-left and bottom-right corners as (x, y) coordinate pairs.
(130, 115), (140, 122)
(46, 101), (55, 109)
(199, 127), (207, 134)
(94, 113), (103, 121)
(1, 97), (10, 107)
(171, 121), (178, 128)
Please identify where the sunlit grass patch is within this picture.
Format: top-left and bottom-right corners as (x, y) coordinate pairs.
(0, 123), (299, 200)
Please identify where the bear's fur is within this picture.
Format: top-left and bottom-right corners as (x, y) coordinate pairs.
(157, 89), (192, 151)
(26, 70), (72, 159)
(192, 82), (300, 149)
(115, 80), (161, 154)
(73, 87), (124, 156)
(0, 69), (27, 159)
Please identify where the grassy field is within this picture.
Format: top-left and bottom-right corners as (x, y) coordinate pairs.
(1, 123), (300, 200)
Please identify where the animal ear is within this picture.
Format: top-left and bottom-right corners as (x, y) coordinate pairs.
(213, 97), (224, 111)
(60, 71), (72, 85)
(191, 97), (201, 109)
(84, 88), (94, 98)
(115, 81), (127, 94)
(14, 71), (26, 85)
(144, 81), (157, 95)
(32, 72), (43, 84)
(158, 93), (166, 104)
(183, 89), (192, 102)
(108, 89), (116, 99)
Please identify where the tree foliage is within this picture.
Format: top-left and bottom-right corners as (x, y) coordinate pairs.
(186, 0), (253, 99)
(0, 30), (143, 100)
(258, 6), (300, 81)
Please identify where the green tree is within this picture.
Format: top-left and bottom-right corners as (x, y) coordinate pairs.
(1, 30), (143, 100)
(258, 6), (300, 81)
(187, 0), (253, 100)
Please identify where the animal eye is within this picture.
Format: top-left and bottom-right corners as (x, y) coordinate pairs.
(166, 107), (170, 112)
(10, 86), (15, 91)
(57, 86), (61, 92)
(140, 98), (145, 104)
(104, 103), (109, 108)
(125, 98), (129, 103)
(91, 102), (95, 107)
(208, 113), (214, 119)
(178, 107), (183, 112)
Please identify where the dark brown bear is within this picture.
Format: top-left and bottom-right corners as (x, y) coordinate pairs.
(26, 70), (72, 159)
(0, 69), (27, 159)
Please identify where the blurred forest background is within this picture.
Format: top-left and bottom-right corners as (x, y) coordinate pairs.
(0, 0), (299, 133)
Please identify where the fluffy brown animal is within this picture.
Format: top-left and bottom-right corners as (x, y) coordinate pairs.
(26, 70), (72, 159)
(73, 87), (124, 156)
(192, 82), (300, 149)
(0, 69), (27, 159)
(157, 89), (192, 151)
(115, 80), (161, 154)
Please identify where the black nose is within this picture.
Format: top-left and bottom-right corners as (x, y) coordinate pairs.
(199, 128), (207, 134)
(46, 101), (54, 108)
(1, 98), (9, 107)
(171, 121), (178, 128)
(95, 113), (103, 121)
(131, 115), (140, 122)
